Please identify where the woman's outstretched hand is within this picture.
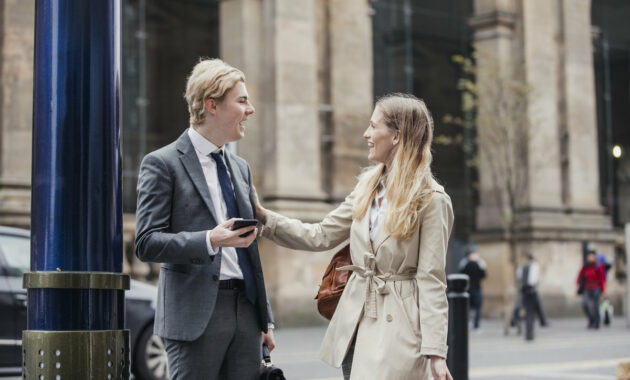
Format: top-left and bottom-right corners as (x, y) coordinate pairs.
(430, 356), (453, 380)
(253, 185), (267, 224)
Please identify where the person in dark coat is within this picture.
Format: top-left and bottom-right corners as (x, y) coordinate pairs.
(459, 250), (486, 329)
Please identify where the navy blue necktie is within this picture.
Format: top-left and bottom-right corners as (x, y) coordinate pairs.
(210, 151), (257, 305)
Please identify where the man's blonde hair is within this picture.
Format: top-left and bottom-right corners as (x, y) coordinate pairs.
(185, 58), (245, 125)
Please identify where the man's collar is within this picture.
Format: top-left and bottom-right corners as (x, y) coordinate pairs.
(187, 127), (223, 155)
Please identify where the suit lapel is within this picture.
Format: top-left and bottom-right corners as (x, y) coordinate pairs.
(224, 151), (260, 269)
(224, 151), (253, 219)
(176, 132), (220, 224)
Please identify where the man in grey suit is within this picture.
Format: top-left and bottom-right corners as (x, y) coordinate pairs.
(135, 58), (275, 380)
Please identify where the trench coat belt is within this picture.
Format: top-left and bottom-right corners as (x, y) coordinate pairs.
(338, 252), (416, 319)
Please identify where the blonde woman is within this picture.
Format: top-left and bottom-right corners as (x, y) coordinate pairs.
(256, 94), (454, 380)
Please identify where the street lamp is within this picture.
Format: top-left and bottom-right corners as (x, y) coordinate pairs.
(612, 144), (623, 159)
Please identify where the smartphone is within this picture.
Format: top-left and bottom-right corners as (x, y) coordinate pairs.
(231, 219), (259, 237)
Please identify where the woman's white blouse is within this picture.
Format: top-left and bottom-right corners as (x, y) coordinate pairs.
(369, 185), (387, 242)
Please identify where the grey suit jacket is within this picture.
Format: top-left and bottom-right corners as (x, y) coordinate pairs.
(135, 131), (274, 341)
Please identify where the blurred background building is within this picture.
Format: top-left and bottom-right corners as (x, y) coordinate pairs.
(0, 0), (627, 325)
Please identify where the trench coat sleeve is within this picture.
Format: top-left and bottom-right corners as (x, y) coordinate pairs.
(261, 191), (355, 251)
(416, 191), (454, 359)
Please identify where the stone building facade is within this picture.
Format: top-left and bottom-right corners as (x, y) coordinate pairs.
(0, 0), (627, 325)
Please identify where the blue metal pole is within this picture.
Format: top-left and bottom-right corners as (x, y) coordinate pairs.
(23, 1), (128, 378)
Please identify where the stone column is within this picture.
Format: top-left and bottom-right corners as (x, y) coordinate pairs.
(220, 0), (336, 325)
(469, 0), (521, 322)
(521, 0), (564, 212)
(470, 0), (619, 318)
(0, 0), (35, 228)
(327, 0), (372, 199)
(561, 0), (601, 210)
(470, 0), (519, 231)
(220, 0), (264, 179)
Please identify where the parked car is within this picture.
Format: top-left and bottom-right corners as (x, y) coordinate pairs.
(0, 226), (168, 379)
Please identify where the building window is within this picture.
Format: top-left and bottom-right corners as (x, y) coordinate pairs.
(592, 0), (630, 226)
(372, 0), (476, 260)
(121, 0), (220, 213)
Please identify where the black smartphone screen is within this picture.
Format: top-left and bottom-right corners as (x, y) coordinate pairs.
(231, 219), (258, 237)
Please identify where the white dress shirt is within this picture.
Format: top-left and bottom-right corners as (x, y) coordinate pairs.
(369, 183), (387, 242)
(187, 127), (244, 280)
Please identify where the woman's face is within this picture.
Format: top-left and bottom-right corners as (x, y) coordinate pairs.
(364, 107), (399, 164)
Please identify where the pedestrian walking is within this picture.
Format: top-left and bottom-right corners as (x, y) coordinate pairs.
(459, 250), (486, 330)
(576, 250), (606, 329)
(510, 252), (548, 328)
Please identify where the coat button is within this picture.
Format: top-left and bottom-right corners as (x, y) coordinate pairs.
(212, 275), (219, 281)
(386, 314), (393, 322)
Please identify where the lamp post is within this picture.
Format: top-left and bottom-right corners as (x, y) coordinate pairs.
(23, 1), (128, 378)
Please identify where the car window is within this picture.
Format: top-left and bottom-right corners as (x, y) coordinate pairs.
(0, 234), (30, 276)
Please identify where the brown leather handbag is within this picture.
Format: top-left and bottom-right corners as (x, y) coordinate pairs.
(315, 244), (351, 320)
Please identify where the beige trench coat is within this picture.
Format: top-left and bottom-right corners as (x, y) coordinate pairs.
(262, 180), (454, 380)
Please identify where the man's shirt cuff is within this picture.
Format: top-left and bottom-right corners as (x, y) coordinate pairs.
(206, 231), (220, 256)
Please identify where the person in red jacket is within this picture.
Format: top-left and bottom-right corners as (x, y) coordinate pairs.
(576, 250), (606, 329)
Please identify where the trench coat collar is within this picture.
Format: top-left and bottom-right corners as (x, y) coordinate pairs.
(357, 208), (390, 255)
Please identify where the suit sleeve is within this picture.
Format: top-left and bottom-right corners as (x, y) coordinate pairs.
(244, 165), (275, 327)
(416, 191), (454, 359)
(261, 190), (355, 252)
(134, 153), (211, 265)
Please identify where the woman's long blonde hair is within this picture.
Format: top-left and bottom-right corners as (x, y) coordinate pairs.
(352, 93), (436, 239)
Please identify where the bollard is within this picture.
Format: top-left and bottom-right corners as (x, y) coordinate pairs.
(523, 289), (535, 341)
(447, 273), (469, 380)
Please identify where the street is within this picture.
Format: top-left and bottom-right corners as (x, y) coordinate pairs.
(4, 318), (628, 379)
(271, 317), (630, 380)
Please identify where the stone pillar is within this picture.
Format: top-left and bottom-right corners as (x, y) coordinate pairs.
(470, 0), (620, 318)
(0, 0), (35, 228)
(561, 0), (601, 210)
(220, 0), (342, 325)
(521, 0), (564, 211)
(327, 0), (372, 199)
(469, 0), (519, 231)
(220, 0), (264, 179)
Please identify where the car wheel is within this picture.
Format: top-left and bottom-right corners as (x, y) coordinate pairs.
(133, 326), (169, 380)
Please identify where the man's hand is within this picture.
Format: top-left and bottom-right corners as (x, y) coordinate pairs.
(252, 186), (267, 225)
(209, 218), (258, 248)
(262, 329), (275, 352)
(430, 356), (453, 380)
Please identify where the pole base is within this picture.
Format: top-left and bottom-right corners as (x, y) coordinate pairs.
(22, 330), (129, 380)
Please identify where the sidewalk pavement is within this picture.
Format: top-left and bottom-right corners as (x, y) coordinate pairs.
(5, 317), (627, 379)
(271, 317), (630, 380)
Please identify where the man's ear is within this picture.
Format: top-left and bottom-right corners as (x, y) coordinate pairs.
(205, 98), (217, 116)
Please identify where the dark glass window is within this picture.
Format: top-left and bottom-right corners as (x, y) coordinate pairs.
(372, 0), (476, 268)
(592, 0), (630, 226)
(122, 0), (220, 212)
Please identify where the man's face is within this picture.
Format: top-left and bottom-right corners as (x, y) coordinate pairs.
(213, 81), (255, 144)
